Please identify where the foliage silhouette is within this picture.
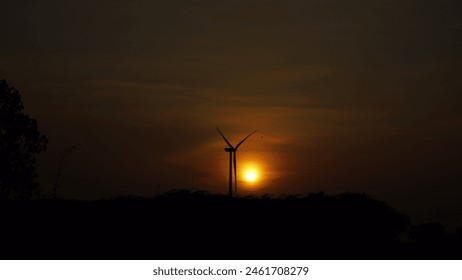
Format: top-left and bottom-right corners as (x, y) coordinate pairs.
(1, 189), (460, 259)
(0, 80), (47, 200)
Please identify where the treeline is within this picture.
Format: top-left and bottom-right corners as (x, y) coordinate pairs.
(1, 190), (461, 259)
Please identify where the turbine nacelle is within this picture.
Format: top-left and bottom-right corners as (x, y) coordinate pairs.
(224, 147), (235, 152)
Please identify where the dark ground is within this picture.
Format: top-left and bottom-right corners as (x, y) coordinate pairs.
(1, 190), (461, 259)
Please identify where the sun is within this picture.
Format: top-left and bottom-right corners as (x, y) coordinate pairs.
(245, 169), (258, 183)
(240, 162), (264, 189)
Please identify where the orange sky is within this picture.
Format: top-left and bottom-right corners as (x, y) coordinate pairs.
(1, 0), (462, 223)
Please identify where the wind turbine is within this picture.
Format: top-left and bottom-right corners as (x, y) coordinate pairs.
(216, 127), (257, 197)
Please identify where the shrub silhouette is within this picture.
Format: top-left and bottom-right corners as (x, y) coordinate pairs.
(0, 79), (47, 199)
(2, 190), (462, 259)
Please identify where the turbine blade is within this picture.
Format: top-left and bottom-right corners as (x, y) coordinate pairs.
(216, 127), (234, 148)
(235, 130), (257, 149)
(234, 151), (237, 195)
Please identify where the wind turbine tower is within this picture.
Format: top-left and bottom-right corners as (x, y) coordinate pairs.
(216, 127), (257, 197)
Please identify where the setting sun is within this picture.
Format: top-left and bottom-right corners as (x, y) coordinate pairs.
(239, 161), (266, 190)
(245, 169), (258, 183)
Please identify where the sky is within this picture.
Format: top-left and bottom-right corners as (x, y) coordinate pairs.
(1, 0), (461, 223)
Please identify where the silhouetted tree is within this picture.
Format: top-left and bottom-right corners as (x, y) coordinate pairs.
(0, 79), (47, 199)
